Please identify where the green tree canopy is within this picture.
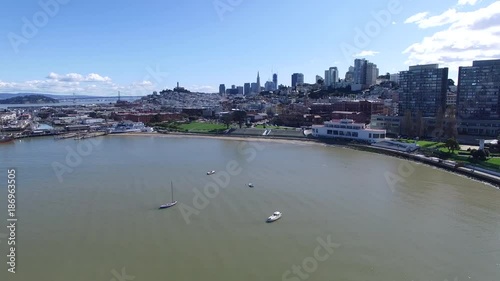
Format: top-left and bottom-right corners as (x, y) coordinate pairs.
(445, 138), (460, 153)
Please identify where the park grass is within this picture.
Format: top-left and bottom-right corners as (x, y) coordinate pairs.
(486, 157), (500, 166)
(178, 122), (227, 132)
(400, 139), (443, 148)
(398, 139), (500, 170)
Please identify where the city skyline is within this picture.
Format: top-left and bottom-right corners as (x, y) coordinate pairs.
(0, 0), (499, 96)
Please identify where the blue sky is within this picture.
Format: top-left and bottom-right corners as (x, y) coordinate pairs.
(0, 0), (499, 96)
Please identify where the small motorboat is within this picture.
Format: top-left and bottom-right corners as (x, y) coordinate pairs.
(248, 183), (254, 187)
(0, 135), (14, 143)
(207, 170), (216, 175)
(266, 211), (282, 223)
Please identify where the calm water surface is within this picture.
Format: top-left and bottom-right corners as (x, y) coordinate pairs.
(0, 136), (499, 281)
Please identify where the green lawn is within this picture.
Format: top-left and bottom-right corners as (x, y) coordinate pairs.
(178, 122), (227, 132)
(398, 139), (442, 148)
(397, 139), (500, 170)
(486, 157), (500, 166)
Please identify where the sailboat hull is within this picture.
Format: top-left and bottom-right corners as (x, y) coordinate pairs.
(159, 201), (178, 209)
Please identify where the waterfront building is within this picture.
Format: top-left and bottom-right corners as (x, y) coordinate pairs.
(370, 115), (402, 136)
(457, 59), (500, 137)
(312, 119), (386, 143)
(398, 64), (448, 118)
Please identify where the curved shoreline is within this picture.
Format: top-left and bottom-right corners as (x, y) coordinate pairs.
(109, 132), (500, 188)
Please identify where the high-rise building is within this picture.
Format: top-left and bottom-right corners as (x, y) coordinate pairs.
(324, 67), (339, 87)
(251, 83), (258, 94)
(389, 73), (400, 84)
(256, 72), (261, 94)
(265, 81), (275, 91)
(330, 67), (338, 85)
(398, 64), (448, 118)
(219, 84), (226, 95)
(244, 83), (251, 96)
(366, 63), (379, 86)
(316, 75), (323, 84)
(237, 86), (244, 95)
(457, 59), (500, 136)
(345, 71), (354, 83)
(354, 59), (367, 85)
(324, 70), (330, 87)
(272, 73), (278, 90)
(291, 73), (304, 88)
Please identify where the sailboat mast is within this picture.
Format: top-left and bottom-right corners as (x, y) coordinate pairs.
(171, 181), (174, 201)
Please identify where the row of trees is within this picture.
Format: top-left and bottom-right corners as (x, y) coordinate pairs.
(222, 110), (247, 129)
(400, 107), (458, 140)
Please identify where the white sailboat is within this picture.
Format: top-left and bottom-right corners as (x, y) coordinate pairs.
(159, 181), (177, 209)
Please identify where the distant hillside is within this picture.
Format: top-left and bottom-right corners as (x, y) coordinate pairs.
(0, 93), (144, 100)
(0, 94), (60, 104)
(0, 93), (96, 99)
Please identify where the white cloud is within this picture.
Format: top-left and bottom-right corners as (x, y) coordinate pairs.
(0, 72), (159, 96)
(405, 9), (460, 28)
(85, 73), (111, 82)
(458, 0), (480, 6)
(404, 12), (429, 24)
(403, 1), (500, 71)
(353, 50), (379, 57)
(46, 72), (111, 82)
